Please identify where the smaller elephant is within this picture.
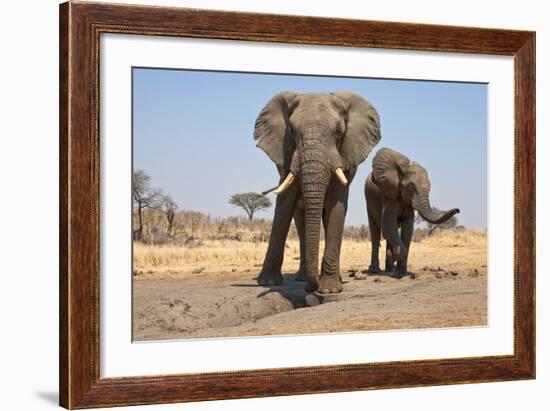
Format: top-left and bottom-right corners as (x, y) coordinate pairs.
(365, 148), (460, 278)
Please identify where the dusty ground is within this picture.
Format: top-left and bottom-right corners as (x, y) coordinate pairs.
(133, 231), (486, 341)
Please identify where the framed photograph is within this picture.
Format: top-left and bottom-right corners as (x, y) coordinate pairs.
(59, 1), (535, 408)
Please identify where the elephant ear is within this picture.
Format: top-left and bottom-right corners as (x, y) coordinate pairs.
(253, 91), (298, 170)
(372, 148), (411, 200)
(332, 91), (381, 169)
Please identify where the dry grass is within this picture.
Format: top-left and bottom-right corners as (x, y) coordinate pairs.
(133, 229), (487, 339)
(407, 229), (487, 271)
(134, 240), (274, 270)
(421, 228), (486, 246)
(133, 229), (486, 281)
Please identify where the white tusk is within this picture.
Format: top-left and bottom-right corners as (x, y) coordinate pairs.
(274, 173), (295, 195)
(335, 168), (348, 186)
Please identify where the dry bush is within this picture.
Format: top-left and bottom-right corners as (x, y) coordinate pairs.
(344, 225), (370, 242)
(135, 209), (274, 245)
(136, 209), (374, 246)
(412, 228), (429, 243)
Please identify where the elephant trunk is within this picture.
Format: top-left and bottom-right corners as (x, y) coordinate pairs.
(413, 191), (460, 225)
(300, 133), (332, 292)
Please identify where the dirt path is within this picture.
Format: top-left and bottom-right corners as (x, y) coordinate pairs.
(133, 267), (486, 341)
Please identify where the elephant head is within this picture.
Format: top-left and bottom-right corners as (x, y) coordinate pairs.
(372, 147), (459, 224)
(254, 91), (381, 290)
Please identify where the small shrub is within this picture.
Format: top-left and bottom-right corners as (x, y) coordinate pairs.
(142, 227), (174, 245)
(412, 229), (429, 243)
(183, 236), (204, 248)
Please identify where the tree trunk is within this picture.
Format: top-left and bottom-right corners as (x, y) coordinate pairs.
(167, 219), (172, 237)
(137, 204), (144, 241)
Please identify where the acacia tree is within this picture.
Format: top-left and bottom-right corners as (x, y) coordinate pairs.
(132, 170), (162, 241)
(160, 194), (178, 237)
(228, 192), (272, 221)
(415, 206), (458, 235)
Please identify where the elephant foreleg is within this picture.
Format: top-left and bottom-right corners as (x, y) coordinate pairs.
(318, 179), (348, 294)
(381, 202), (407, 273)
(293, 207), (307, 281)
(395, 210), (414, 278)
(257, 181), (299, 286)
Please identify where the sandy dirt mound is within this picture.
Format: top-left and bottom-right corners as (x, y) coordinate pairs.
(133, 266), (486, 341)
(133, 281), (296, 340)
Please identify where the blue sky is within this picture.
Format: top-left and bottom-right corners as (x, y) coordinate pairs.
(133, 68), (487, 228)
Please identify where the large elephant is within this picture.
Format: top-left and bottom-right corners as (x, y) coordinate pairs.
(254, 91), (381, 293)
(365, 147), (460, 277)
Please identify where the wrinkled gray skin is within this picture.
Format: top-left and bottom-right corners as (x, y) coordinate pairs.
(365, 148), (460, 278)
(254, 91), (381, 293)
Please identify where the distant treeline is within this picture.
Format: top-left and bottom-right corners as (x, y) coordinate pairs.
(133, 208), (465, 246)
(133, 169), (465, 247)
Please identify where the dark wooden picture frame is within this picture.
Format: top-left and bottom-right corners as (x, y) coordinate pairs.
(59, 1), (535, 408)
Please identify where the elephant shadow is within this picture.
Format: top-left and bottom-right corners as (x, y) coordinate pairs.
(230, 274), (350, 309)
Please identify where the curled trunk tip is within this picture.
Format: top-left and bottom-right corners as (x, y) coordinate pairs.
(414, 193), (459, 225)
